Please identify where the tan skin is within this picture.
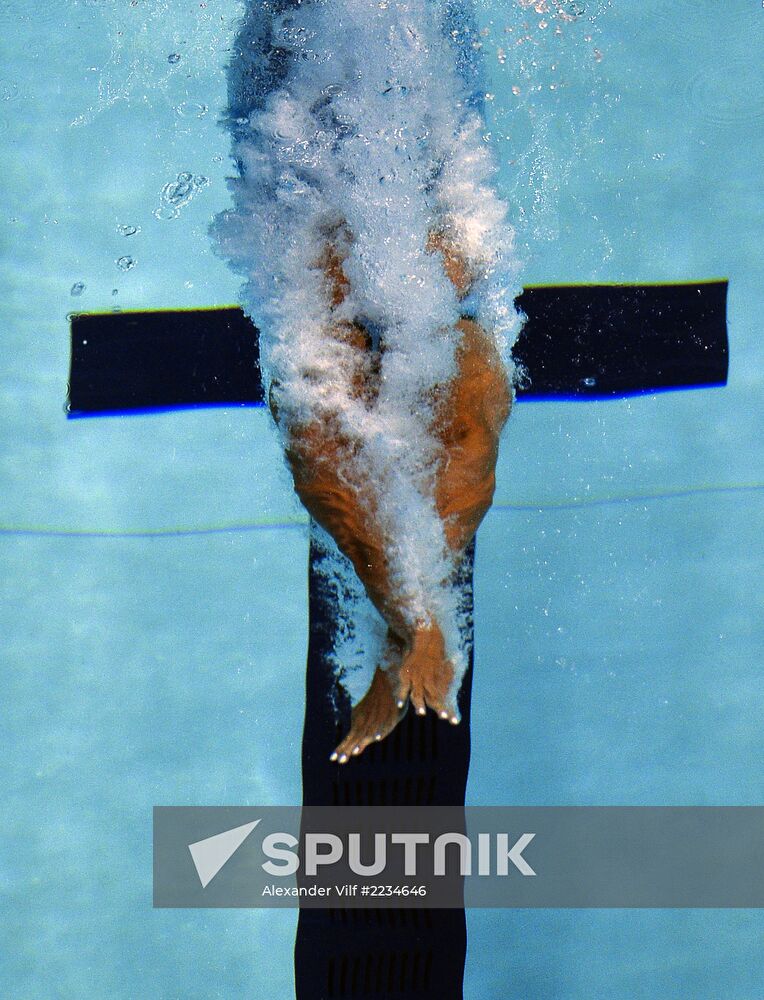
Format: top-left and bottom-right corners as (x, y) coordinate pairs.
(269, 226), (512, 763)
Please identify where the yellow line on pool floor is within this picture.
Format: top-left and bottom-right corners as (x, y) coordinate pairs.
(0, 484), (761, 539)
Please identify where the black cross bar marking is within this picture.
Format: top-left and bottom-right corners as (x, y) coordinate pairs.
(67, 282), (728, 417)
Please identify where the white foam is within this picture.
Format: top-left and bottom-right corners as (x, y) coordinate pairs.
(214, 0), (522, 705)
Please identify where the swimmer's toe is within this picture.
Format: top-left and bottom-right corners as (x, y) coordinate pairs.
(447, 704), (461, 725)
(407, 674), (427, 716)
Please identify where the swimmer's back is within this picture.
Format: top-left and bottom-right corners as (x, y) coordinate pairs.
(226, 0), (486, 131)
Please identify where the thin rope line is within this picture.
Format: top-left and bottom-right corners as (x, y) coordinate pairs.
(0, 517), (308, 539)
(492, 482), (764, 513)
(0, 483), (761, 540)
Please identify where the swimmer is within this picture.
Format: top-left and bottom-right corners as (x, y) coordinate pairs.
(215, 0), (520, 763)
(269, 226), (512, 763)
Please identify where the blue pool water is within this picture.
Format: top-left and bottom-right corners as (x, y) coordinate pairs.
(2, 1), (763, 997)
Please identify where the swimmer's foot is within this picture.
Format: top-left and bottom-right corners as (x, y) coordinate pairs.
(395, 621), (461, 725)
(330, 664), (408, 764)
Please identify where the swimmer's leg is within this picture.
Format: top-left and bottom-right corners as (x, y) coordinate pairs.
(393, 241), (513, 723)
(285, 415), (412, 642)
(380, 230), (499, 722)
(270, 234), (422, 758)
(284, 411), (425, 761)
(434, 316), (512, 552)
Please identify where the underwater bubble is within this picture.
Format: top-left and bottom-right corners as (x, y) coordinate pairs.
(582, 376), (597, 387)
(116, 224), (139, 236)
(116, 255), (136, 271)
(167, 53), (181, 65)
(70, 282), (85, 296)
(169, 174), (194, 199)
(558, 1), (585, 19)
(154, 171), (208, 220)
(173, 101), (208, 119)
